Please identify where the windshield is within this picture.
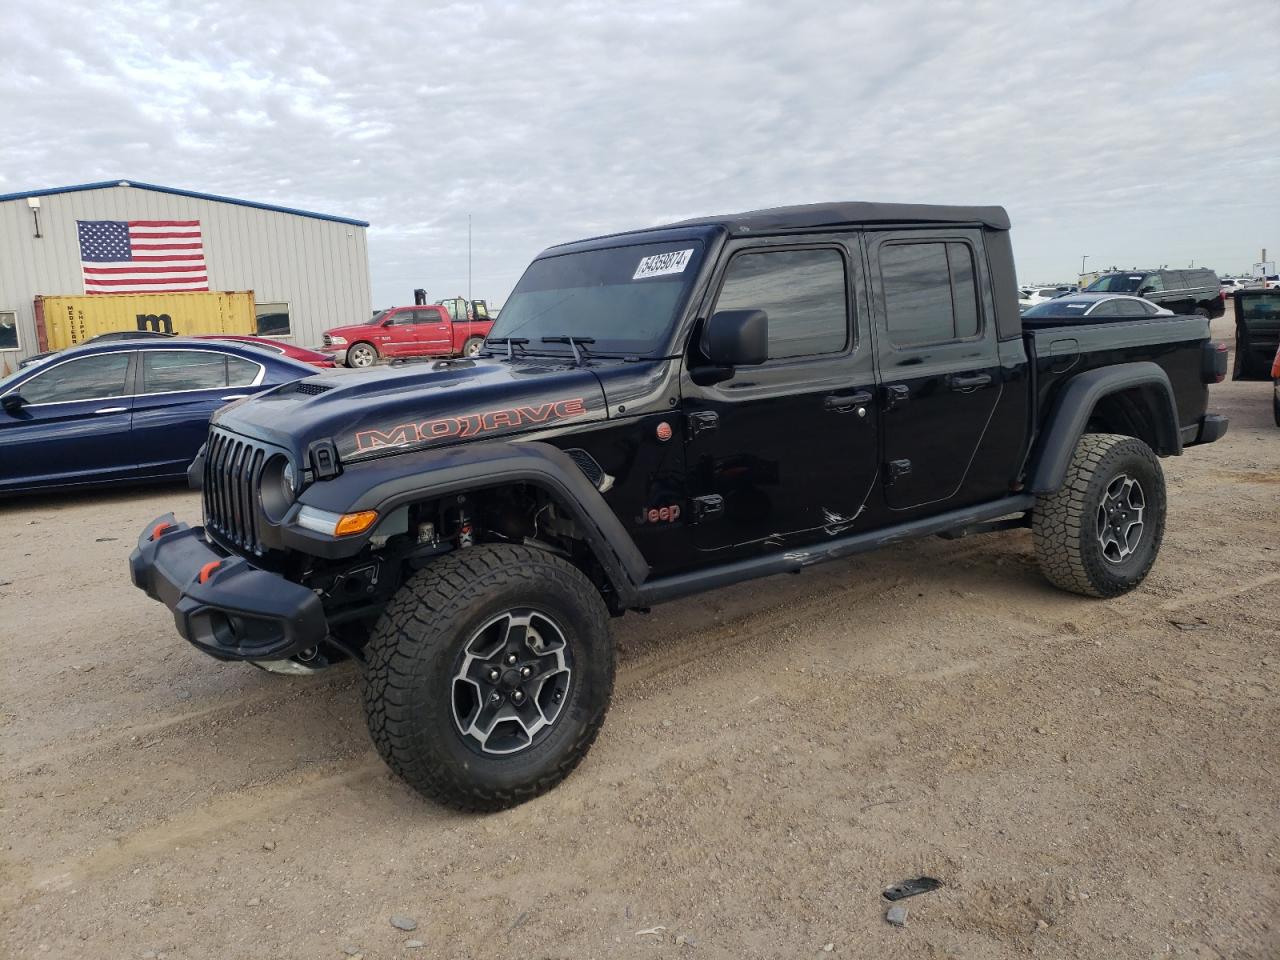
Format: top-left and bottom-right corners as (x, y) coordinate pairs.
(485, 240), (706, 356)
(367, 310), (392, 325)
(1022, 299), (1096, 319)
(1086, 273), (1145, 293)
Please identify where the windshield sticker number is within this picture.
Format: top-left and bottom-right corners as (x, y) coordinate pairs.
(633, 249), (694, 280)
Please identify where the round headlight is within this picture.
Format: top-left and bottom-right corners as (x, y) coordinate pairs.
(259, 455), (298, 523)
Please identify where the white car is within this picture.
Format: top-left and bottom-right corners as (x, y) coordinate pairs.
(1018, 285), (1075, 311)
(1021, 293), (1175, 323)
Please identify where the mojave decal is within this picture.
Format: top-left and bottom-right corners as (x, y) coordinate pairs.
(352, 397), (589, 453)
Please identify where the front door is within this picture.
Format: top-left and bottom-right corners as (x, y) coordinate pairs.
(682, 237), (880, 552)
(867, 231), (1003, 511)
(0, 350), (136, 491)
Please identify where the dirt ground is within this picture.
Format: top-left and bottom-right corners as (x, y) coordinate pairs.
(2, 312), (1277, 960)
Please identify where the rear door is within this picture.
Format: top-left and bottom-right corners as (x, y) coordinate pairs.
(416, 306), (455, 355)
(0, 350), (136, 490)
(868, 231), (1003, 511)
(130, 349), (266, 477)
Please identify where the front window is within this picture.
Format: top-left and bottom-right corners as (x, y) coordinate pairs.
(1086, 273), (1146, 293)
(13, 352), (132, 404)
(486, 240), (707, 356)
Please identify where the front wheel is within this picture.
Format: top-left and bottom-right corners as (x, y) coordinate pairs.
(346, 342), (379, 368)
(461, 336), (484, 358)
(362, 544), (614, 811)
(1032, 433), (1166, 598)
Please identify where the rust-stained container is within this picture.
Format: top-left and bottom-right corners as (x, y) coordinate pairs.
(33, 291), (257, 351)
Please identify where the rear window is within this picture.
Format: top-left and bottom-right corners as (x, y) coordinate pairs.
(1022, 299), (1095, 319)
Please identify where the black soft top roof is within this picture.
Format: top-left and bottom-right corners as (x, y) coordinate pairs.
(663, 201), (1010, 233)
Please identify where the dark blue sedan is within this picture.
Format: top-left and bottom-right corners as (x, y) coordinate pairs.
(0, 339), (319, 494)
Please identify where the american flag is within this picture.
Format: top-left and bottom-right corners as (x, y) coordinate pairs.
(77, 220), (209, 294)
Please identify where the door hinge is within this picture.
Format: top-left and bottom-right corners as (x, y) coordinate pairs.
(690, 494), (725, 523)
(884, 384), (910, 410)
(686, 411), (719, 438)
(887, 459), (912, 483)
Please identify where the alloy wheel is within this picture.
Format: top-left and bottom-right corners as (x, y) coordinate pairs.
(450, 609), (573, 755)
(1095, 473), (1145, 563)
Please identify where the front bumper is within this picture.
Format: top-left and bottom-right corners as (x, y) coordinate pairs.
(319, 346), (348, 365)
(128, 513), (328, 662)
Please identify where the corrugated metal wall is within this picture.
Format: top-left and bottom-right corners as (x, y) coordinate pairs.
(0, 184), (370, 361)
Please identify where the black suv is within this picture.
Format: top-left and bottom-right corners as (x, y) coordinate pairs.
(1084, 268), (1223, 318)
(131, 202), (1228, 810)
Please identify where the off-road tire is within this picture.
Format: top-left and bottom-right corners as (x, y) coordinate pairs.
(362, 544), (614, 811)
(346, 342), (379, 368)
(1032, 433), (1166, 598)
(461, 336), (484, 358)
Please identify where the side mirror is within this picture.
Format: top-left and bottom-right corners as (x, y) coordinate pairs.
(692, 309), (768, 385)
(1139, 287), (1154, 296)
(2, 393), (27, 414)
(705, 309), (768, 365)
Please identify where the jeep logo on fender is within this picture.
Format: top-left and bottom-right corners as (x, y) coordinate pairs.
(635, 503), (682, 525)
(354, 398), (589, 453)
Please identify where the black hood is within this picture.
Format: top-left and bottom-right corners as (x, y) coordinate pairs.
(212, 356), (610, 464)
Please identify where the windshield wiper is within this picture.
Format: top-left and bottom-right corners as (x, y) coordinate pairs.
(484, 336), (529, 360)
(541, 336), (595, 365)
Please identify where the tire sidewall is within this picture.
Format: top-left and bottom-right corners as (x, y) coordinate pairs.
(348, 343), (377, 367)
(1078, 441), (1166, 596)
(386, 557), (611, 794)
(462, 337), (483, 357)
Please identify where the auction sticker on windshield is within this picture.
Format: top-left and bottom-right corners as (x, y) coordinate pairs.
(633, 249), (694, 280)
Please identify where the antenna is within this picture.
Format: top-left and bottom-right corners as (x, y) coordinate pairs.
(468, 214), (472, 302)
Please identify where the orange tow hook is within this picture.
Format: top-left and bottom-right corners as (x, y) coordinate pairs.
(197, 561), (221, 584)
(150, 521), (173, 541)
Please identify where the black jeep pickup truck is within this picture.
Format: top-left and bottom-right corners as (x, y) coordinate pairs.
(130, 202), (1229, 810)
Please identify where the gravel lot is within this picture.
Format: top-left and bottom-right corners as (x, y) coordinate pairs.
(2, 312), (1277, 959)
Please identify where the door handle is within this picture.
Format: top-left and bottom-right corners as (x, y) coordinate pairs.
(221, 394), (249, 401)
(94, 406), (128, 414)
(884, 384), (910, 410)
(949, 372), (993, 391)
(824, 391), (873, 412)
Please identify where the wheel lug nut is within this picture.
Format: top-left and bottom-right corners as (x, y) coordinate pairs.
(487, 668), (500, 683)
(520, 665), (533, 679)
(512, 690), (525, 703)
(505, 652), (518, 665)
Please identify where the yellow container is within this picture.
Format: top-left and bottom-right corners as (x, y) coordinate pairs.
(34, 291), (257, 351)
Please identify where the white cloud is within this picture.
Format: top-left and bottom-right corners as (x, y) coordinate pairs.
(2, 0), (1278, 304)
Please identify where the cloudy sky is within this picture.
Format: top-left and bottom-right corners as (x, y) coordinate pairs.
(4, 0), (1278, 304)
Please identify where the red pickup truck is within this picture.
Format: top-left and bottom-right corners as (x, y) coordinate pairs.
(321, 304), (493, 368)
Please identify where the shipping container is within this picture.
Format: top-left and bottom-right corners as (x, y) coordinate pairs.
(33, 291), (257, 351)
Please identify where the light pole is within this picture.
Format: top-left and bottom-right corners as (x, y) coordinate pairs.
(1081, 254), (1089, 276)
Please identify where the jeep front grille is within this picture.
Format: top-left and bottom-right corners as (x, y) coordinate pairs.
(203, 429), (272, 554)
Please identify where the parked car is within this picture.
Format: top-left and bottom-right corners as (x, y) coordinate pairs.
(1272, 342), (1280, 427)
(1220, 277), (1249, 298)
(1018, 286), (1074, 311)
(1021, 293), (1175, 325)
(1084, 268), (1223, 318)
(130, 200), (1228, 811)
(194, 335), (336, 368)
(321, 305), (495, 368)
(1232, 288), (1280, 380)
(0, 339), (318, 494)
(18, 329), (174, 370)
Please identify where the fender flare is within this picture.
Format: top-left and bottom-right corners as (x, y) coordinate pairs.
(1028, 361), (1182, 495)
(288, 440), (650, 604)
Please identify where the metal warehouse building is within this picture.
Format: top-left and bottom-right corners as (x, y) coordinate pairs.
(0, 179), (370, 361)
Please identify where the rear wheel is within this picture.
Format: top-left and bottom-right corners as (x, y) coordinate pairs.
(461, 336), (484, 358)
(1032, 433), (1166, 598)
(347, 342), (378, 368)
(362, 544), (614, 811)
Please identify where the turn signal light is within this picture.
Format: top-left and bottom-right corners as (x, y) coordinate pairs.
(334, 511), (379, 536)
